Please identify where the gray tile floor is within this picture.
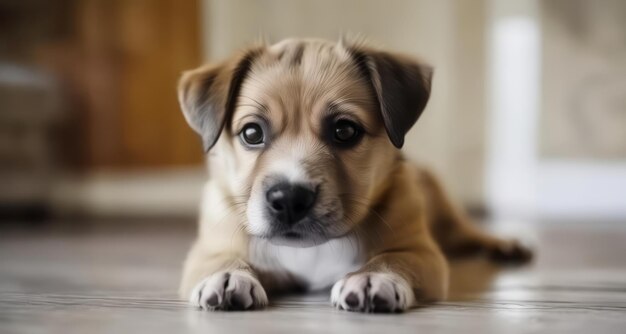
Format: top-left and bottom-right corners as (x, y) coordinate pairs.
(1, 222), (625, 334)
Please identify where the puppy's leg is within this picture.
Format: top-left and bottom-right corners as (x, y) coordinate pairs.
(418, 168), (533, 263)
(332, 244), (448, 313)
(180, 243), (268, 311)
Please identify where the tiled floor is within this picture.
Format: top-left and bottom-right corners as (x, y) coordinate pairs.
(1, 222), (625, 333)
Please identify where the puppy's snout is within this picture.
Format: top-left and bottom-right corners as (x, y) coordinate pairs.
(266, 183), (317, 224)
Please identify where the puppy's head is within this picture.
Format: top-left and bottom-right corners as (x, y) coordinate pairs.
(178, 38), (432, 247)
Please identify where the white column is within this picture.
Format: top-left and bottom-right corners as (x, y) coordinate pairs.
(485, 0), (541, 219)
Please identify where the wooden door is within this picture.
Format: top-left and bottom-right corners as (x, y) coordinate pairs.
(74, 0), (204, 169)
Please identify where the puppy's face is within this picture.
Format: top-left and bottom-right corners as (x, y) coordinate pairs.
(179, 39), (432, 247)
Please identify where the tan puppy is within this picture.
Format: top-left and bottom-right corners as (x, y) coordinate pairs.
(177, 38), (531, 313)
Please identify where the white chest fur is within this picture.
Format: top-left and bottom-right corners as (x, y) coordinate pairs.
(249, 236), (364, 291)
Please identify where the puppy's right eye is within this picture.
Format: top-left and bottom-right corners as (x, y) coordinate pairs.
(331, 119), (363, 148)
(240, 123), (264, 147)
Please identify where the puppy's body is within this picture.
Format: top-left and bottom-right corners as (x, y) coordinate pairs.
(178, 38), (531, 312)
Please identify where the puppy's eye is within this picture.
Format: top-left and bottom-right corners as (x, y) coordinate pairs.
(333, 119), (362, 145)
(240, 123), (264, 146)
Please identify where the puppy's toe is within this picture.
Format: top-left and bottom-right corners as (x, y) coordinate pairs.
(331, 272), (414, 313)
(489, 240), (533, 265)
(369, 278), (398, 313)
(189, 271), (268, 311)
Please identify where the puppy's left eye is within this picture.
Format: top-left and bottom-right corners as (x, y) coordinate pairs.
(240, 123), (265, 147)
(333, 119), (362, 145)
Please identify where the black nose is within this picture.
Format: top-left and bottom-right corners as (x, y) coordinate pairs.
(266, 183), (317, 224)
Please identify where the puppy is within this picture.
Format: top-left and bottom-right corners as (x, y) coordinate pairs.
(177, 38), (531, 313)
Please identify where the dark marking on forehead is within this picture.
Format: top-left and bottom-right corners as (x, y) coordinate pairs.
(290, 43), (305, 66)
(225, 48), (264, 115)
(276, 48), (286, 61)
(345, 48), (374, 91)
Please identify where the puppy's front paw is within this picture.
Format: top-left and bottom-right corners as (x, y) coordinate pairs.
(331, 272), (415, 313)
(189, 271), (268, 311)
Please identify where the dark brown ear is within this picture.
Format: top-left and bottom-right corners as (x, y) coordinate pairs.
(177, 47), (263, 151)
(347, 47), (433, 148)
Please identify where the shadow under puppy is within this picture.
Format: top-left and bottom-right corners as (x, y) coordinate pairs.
(177, 38), (532, 313)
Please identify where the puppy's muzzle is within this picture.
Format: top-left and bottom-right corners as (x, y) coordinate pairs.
(266, 182), (317, 225)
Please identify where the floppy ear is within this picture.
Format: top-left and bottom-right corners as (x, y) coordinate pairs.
(348, 47), (433, 148)
(177, 47), (263, 152)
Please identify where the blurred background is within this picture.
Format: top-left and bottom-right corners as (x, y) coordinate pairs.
(1, 0), (625, 226)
